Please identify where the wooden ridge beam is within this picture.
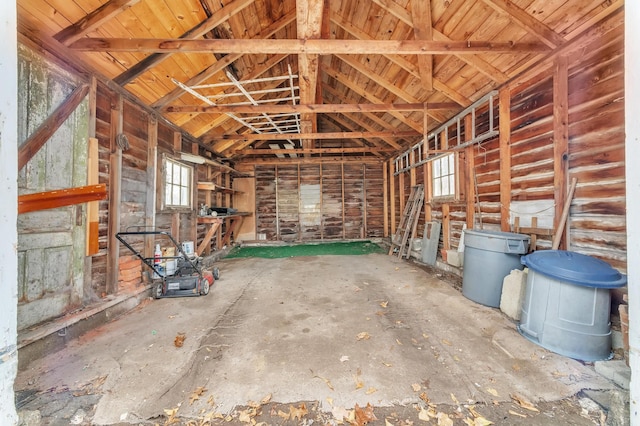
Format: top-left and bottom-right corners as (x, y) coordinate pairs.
(208, 130), (420, 141)
(19, 83), (90, 170)
(114, 0), (254, 85)
(54, 0), (141, 46)
(69, 38), (550, 54)
(18, 184), (107, 214)
(165, 102), (457, 114)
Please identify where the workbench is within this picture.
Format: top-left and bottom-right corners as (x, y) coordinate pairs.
(196, 213), (251, 255)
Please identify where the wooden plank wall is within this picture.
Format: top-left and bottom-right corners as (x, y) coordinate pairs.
(254, 163), (384, 241)
(94, 82), (201, 294)
(395, 11), (626, 272)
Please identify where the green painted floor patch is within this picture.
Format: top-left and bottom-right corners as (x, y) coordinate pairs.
(225, 241), (385, 259)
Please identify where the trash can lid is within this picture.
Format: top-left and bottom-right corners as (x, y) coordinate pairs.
(521, 250), (627, 288)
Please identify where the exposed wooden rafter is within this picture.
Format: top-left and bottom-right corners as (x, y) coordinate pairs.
(113, 0), (253, 85)
(151, 10), (296, 109)
(54, 0), (141, 46)
(480, 0), (566, 48)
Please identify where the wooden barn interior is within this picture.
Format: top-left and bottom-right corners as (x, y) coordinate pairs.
(3, 0), (640, 423)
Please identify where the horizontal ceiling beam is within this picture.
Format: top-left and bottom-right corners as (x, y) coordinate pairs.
(207, 130), (421, 141)
(69, 38), (549, 54)
(236, 156), (383, 165)
(165, 102), (457, 114)
(237, 146), (394, 155)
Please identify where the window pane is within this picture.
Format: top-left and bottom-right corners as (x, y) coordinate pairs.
(441, 157), (448, 175)
(173, 165), (181, 184)
(442, 175), (449, 195)
(433, 159), (440, 176)
(449, 154), (455, 173)
(434, 178), (441, 197)
(181, 187), (189, 206)
(181, 167), (189, 185)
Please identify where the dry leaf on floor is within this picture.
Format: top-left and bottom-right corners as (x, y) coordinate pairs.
(277, 410), (290, 420)
(441, 339), (452, 346)
(419, 392), (430, 403)
(366, 387), (378, 395)
(340, 355), (350, 362)
(326, 397), (334, 406)
(189, 386), (207, 404)
(381, 361), (392, 367)
(422, 333), (430, 339)
(451, 393), (460, 405)
(260, 393), (272, 405)
(511, 394), (539, 412)
(380, 301), (388, 308)
(485, 388), (499, 397)
(385, 419), (394, 426)
(436, 412), (453, 426)
(354, 375), (364, 390)
(396, 339), (403, 345)
(357, 332), (371, 341)
(163, 407), (179, 424)
(418, 408), (431, 421)
(411, 383), (421, 392)
(310, 369), (335, 390)
(290, 403), (308, 421)
(207, 395), (215, 405)
(508, 410), (527, 418)
(237, 408), (256, 423)
(174, 333), (186, 348)
(354, 403), (377, 426)
(332, 406), (351, 423)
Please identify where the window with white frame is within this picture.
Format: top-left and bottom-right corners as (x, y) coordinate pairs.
(432, 153), (456, 198)
(164, 158), (192, 208)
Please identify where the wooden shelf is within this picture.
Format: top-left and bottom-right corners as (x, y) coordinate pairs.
(197, 181), (241, 194)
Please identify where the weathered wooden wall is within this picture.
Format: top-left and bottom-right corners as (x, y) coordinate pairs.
(393, 11), (626, 272)
(17, 44), (88, 329)
(254, 163), (384, 241)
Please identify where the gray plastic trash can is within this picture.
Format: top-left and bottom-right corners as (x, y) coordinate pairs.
(462, 229), (530, 307)
(519, 250), (626, 361)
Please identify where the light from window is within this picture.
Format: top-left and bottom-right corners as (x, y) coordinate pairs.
(432, 153), (456, 198)
(164, 158), (192, 208)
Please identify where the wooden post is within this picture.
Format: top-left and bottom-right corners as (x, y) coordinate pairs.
(389, 159), (396, 235)
(553, 55), (570, 249)
(398, 172), (405, 228)
(144, 115), (158, 258)
(383, 161), (389, 237)
(442, 203), (450, 250)
(341, 162), (346, 239)
(499, 87), (512, 232)
(85, 137), (100, 255)
(465, 115), (475, 229)
(191, 142), (199, 245)
(106, 94), (123, 295)
(424, 161), (432, 221)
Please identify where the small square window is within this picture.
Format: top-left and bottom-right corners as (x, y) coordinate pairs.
(432, 153), (456, 198)
(164, 158), (192, 208)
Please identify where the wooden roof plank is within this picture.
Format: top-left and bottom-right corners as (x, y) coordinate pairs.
(113, 0), (254, 85)
(207, 130), (420, 141)
(164, 102), (457, 114)
(54, 0), (141, 45)
(480, 0), (566, 48)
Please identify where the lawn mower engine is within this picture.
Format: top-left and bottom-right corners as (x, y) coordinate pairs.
(152, 270), (214, 299)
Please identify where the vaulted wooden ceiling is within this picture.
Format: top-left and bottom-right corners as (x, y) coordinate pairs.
(16, 0), (622, 163)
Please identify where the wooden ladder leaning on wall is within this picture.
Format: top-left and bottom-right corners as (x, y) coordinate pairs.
(388, 184), (425, 259)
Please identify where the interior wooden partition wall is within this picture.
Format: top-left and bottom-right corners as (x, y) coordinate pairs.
(249, 160), (386, 242)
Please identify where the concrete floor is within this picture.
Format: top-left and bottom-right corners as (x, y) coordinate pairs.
(15, 253), (619, 424)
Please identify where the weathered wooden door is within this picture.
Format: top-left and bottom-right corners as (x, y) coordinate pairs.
(16, 45), (88, 330)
